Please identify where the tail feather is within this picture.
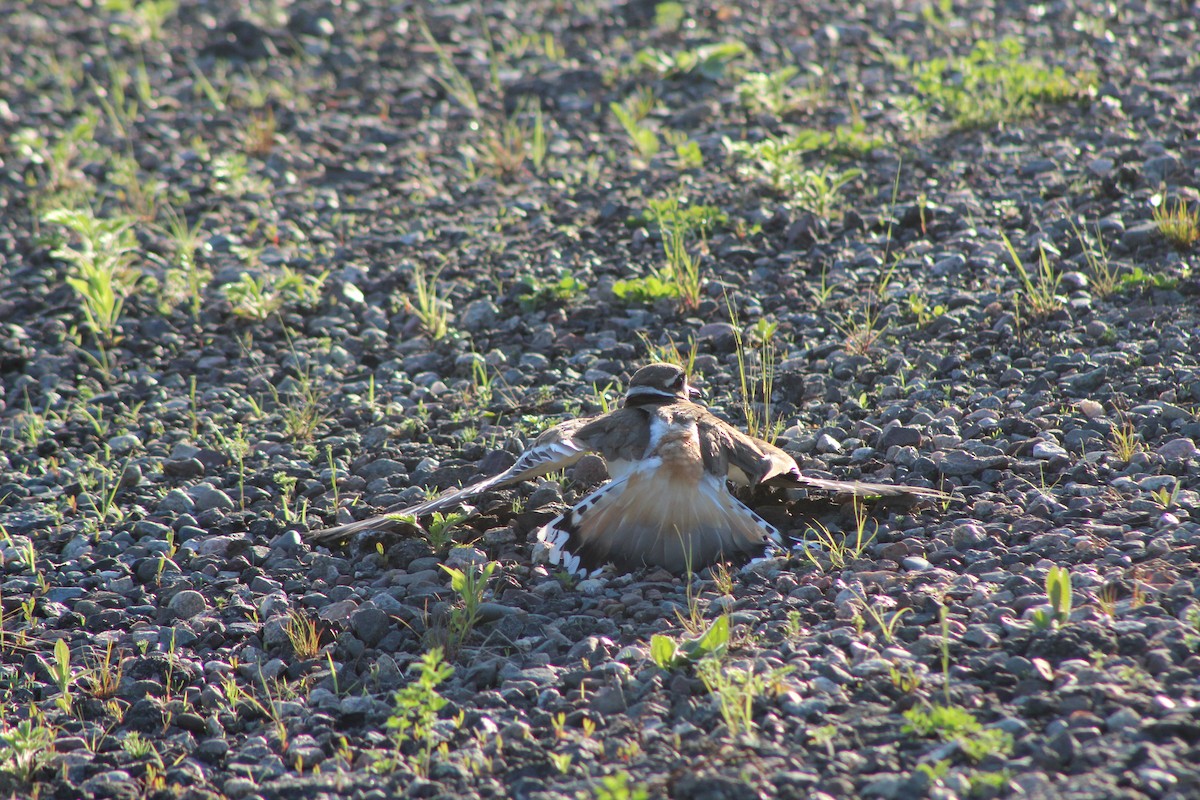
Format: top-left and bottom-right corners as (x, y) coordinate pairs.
(305, 512), (423, 548)
(536, 466), (779, 574)
(785, 475), (948, 500)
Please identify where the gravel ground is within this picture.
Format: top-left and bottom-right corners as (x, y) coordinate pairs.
(1, 1), (1199, 798)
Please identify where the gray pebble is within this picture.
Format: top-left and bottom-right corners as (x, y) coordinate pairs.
(46, 586), (85, 602)
(878, 425), (922, 450)
(351, 607), (391, 646)
(187, 484), (235, 512)
(576, 578), (607, 595)
(1137, 475), (1179, 492)
(168, 590), (208, 619)
(518, 352), (550, 370)
(952, 523), (989, 548)
(157, 489), (196, 514)
(445, 546), (489, 569)
(1032, 441), (1069, 460)
(163, 457), (205, 478)
(1157, 438), (1197, 460)
(937, 449), (1007, 476)
(132, 520), (171, 541)
(815, 433), (842, 454)
(1143, 154), (1180, 183)
(527, 482), (563, 510)
(270, 529), (304, 553)
(356, 457), (407, 482)
(1120, 222), (1161, 251)
(106, 433), (141, 455)
(459, 299), (499, 332)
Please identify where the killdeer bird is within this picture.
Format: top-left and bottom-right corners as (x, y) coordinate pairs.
(307, 363), (945, 573)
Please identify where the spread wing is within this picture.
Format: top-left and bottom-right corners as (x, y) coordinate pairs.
(696, 407), (948, 499)
(694, 408), (800, 487)
(536, 409), (779, 574)
(306, 415), (599, 548)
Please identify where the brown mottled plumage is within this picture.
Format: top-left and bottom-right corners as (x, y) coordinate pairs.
(306, 363), (946, 573)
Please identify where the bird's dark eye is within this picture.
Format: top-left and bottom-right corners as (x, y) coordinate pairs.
(671, 373), (685, 388)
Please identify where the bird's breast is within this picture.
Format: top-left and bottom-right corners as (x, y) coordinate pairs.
(649, 417), (705, 483)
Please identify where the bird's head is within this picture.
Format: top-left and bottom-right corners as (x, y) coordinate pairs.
(623, 363), (703, 406)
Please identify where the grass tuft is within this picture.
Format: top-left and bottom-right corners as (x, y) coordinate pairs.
(1151, 195), (1200, 249)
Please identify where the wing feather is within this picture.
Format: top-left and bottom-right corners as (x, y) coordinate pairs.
(306, 416), (596, 547)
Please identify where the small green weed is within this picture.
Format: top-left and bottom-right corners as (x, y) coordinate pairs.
(1151, 195), (1200, 249)
(651, 197), (706, 310)
(409, 261), (450, 339)
(121, 731), (159, 760)
(242, 107), (278, 156)
(616, 197), (722, 309)
(222, 267), (327, 320)
(43, 207), (139, 344)
(1000, 232), (1064, 320)
(155, 203), (210, 318)
(284, 610), (323, 659)
(697, 656), (791, 739)
(1183, 606), (1200, 651)
(890, 663), (922, 693)
(421, 511), (469, 552)
(611, 91), (660, 160)
(83, 640), (124, 700)
(590, 772), (650, 800)
(1032, 566), (1072, 630)
(1117, 266), (1177, 291)
(108, 152), (164, 221)
(903, 37), (1095, 129)
(0, 718), (54, 785)
(650, 615), (729, 670)
(730, 307), (782, 444)
(211, 152), (271, 197)
(641, 197), (727, 236)
(666, 131), (704, 169)
(634, 41), (747, 80)
(1150, 479), (1180, 509)
(852, 591), (912, 644)
(653, 1), (685, 31)
(517, 274), (586, 311)
(920, 0), (958, 35)
(275, 472), (306, 523)
(272, 366), (328, 441)
(1070, 219), (1120, 298)
(635, 331), (698, 376)
(548, 751), (573, 775)
(415, 13), (480, 112)
(907, 293), (946, 326)
(838, 298), (889, 355)
(903, 704), (1013, 763)
(104, 0), (177, 43)
(612, 274), (679, 305)
(439, 561), (498, 652)
(470, 100), (548, 179)
(213, 423), (250, 508)
(808, 724), (838, 757)
(381, 648), (454, 778)
(799, 501), (877, 570)
(11, 111), (101, 210)
(737, 66), (802, 118)
(1110, 419), (1144, 462)
(724, 135), (862, 216)
(49, 638), (79, 712)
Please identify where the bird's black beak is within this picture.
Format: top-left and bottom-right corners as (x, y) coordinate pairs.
(687, 383), (705, 403)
